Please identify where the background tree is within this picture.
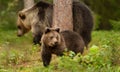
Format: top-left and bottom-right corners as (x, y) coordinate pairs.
(23, 0), (34, 9)
(82, 0), (120, 30)
(52, 0), (73, 31)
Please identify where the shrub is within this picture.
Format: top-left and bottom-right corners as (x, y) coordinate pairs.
(110, 20), (120, 30)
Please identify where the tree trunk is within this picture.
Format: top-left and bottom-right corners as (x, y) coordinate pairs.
(53, 0), (73, 31)
(23, 0), (34, 9)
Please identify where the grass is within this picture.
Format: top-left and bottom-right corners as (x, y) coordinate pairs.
(0, 29), (120, 72)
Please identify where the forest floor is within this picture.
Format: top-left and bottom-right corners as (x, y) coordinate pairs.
(0, 29), (120, 72)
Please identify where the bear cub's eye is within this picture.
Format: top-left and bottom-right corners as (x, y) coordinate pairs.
(50, 36), (53, 39)
(56, 35), (59, 39)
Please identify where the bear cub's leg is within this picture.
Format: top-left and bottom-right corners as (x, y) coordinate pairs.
(41, 52), (52, 67)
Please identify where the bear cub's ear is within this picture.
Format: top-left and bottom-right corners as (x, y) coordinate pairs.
(44, 27), (60, 34)
(45, 27), (51, 34)
(55, 28), (60, 33)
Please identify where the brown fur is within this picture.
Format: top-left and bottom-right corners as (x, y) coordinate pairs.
(41, 27), (85, 66)
(17, 1), (93, 46)
(17, 1), (53, 44)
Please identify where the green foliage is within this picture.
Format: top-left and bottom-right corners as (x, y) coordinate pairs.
(91, 31), (120, 65)
(93, 14), (101, 30)
(110, 20), (120, 30)
(0, 0), (20, 31)
(82, 0), (120, 30)
(0, 49), (29, 66)
(0, 29), (120, 72)
(54, 45), (112, 72)
(0, 12), (17, 30)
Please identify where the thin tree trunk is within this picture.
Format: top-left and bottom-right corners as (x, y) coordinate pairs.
(53, 0), (73, 31)
(23, 0), (34, 9)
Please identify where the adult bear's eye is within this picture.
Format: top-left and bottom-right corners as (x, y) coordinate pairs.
(17, 26), (21, 29)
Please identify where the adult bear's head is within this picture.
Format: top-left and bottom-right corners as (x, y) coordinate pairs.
(17, 1), (53, 37)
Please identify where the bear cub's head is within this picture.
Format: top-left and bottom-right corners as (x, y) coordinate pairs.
(41, 27), (61, 47)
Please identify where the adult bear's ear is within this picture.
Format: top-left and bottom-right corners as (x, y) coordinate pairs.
(55, 28), (60, 33)
(45, 27), (51, 34)
(18, 11), (26, 20)
(35, 1), (51, 9)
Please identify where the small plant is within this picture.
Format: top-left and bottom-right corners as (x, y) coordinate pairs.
(0, 30), (120, 72)
(0, 49), (30, 66)
(110, 20), (120, 30)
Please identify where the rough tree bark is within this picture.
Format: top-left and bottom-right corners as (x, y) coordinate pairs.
(53, 0), (73, 31)
(23, 0), (34, 9)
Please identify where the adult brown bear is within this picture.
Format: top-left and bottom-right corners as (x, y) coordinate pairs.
(17, 1), (93, 47)
(41, 27), (85, 66)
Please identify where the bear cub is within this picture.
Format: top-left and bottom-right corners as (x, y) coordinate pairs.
(41, 27), (85, 67)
